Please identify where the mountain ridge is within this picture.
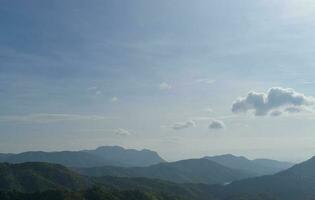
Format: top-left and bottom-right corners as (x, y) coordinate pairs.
(223, 156), (315, 200)
(205, 154), (294, 175)
(2, 156), (315, 200)
(76, 158), (255, 185)
(0, 146), (165, 168)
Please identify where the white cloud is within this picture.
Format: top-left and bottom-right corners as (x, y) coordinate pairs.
(114, 128), (131, 136)
(87, 86), (102, 96)
(232, 87), (315, 116)
(159, 82), (172, 90)
(0, 113), (111, 124)
(209, 120), (225, 129)
(172, 120), (196, 130)
(95, 90), (102, 95)
(110, 96), (118, 102)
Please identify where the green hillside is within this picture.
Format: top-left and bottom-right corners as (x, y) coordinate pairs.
(0, 162), (222, 200)
(0, 187), (181, 200)
(0, 162), (91, 192)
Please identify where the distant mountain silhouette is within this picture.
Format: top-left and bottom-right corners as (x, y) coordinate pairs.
(205, 154), (293, 175)
(0, 162), (91, 192)
(84, 146), (165, 167)
(224, 156), (315, 200)
(0, 146), (165, 168)
(77, 158), (254, 185)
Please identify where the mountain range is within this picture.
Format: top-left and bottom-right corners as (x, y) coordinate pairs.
(0, 146), (293, 177)
(224, 156), (315, 200)
(0, 162), (219, 200)
(1, 154), (315, 200)
(76, 158), (254, 185)
(205, 154), (294, 175)
(1, 156), (315, 200)
(1, 146), (312, 200)
(0, 146), (165, 168)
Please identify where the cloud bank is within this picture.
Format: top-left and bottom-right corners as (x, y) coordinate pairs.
(232, 87), (315, 116)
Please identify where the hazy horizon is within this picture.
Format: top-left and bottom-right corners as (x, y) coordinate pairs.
(2, 0), (315, 163)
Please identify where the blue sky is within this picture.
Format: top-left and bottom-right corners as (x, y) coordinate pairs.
(1, 0), (315, 161)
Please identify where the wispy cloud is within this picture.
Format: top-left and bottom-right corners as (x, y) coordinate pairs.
(87, 86), (102, 96)
(0, 113), (112, 124)
(192, 115), (236, 122)
(195, 78), (216, 85)
(114, 128), (131, 136)
(95, 90), (102, 95)
(87, 86), (98, 91)
(110, 96), (118, 102)
(302, 80), (315, 85)
(172, 120), (196, 130)
(159, 82), (172, 90)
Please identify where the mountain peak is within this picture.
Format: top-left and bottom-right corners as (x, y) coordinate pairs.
(214, 154), (248, 160)
(95, 145), (125, 151)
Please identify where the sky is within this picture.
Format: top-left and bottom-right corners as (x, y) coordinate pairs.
(1, 0), (315, 162)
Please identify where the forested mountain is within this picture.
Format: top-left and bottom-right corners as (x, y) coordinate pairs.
(96, 176), (221, 200)
(0, 162), (91, 192)
(205, 154), (294, 175)
(76, 158), (254, 185)
(2, 158), (315, 200)
(0, 188), (280, 200)
(224, 156), (315, 200)
(0, 162), (219, 200)
(0, 188), (181, 200)
(0, 146), (165, 168)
